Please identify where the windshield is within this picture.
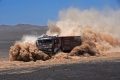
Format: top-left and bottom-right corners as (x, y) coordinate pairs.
(38, 39), (52, 45)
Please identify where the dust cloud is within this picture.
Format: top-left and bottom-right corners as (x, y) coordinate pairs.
(47, 7), (120, 56)
(9, 7), (120, 62)
(9, 35), (50, 62)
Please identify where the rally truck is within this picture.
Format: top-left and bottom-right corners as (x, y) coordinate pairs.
(36, 35), (82, 54)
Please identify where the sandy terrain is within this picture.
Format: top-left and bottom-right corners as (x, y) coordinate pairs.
(0, 52), (120, 70)
(0, 53), (120, 80)
(0, 24), (120, 80)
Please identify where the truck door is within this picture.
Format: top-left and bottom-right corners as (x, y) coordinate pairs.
(53, 38), (60, 53)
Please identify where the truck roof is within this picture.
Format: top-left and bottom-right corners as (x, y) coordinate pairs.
(59, 36), (80, 37)
(37, 36), (53, 40)
(37, 35), (81, 40)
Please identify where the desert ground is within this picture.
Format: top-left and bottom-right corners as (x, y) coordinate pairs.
(0, 24), (120, 80)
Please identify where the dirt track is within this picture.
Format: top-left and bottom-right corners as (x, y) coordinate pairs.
(0, 53), (120, 80)
(0, 59), (120, 80)
(0, 25), (120, 80)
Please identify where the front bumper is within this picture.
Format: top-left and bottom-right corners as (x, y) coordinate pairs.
(39, 48), (53, 54)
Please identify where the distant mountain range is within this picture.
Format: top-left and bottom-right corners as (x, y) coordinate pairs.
(0, 24), (47, 27)
(0, 24), (48, 32)
(0, 24), (48, 41)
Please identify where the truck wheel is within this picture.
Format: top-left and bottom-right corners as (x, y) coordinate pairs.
(60, 46), (64, 52)
(57, 49), (62, 53)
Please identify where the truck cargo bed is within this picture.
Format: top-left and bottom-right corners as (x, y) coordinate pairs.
(59, 36), (81, 51)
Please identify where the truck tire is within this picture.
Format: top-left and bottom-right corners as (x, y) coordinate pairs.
(60, 46), (64, 52)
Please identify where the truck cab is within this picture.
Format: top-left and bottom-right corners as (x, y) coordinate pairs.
(36, 35), (60, 54)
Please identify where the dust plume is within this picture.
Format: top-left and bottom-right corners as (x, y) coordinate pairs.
(9, 35), (50, 62)
(47, 7), (120, 56)
(52, 52), (72, 60)
(9, 7), (120, 62)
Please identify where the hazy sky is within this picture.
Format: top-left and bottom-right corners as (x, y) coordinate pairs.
(0, 0), (119, 26)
